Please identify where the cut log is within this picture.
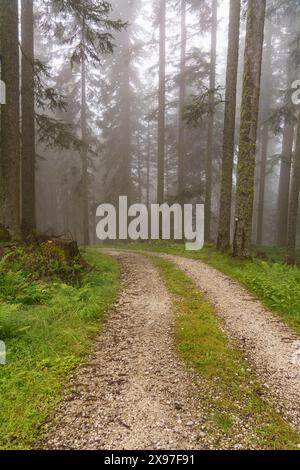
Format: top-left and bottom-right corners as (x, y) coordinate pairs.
(46, 239), (80, 260)
(0, 224), (12, 242)
(36, 235), (80, 260)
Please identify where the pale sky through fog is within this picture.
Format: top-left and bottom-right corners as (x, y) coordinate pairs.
(188, 0), (231, 85)
(204, 0), (230, 82)
(216, 0), (230, 62)
(135, 0), (231, 91)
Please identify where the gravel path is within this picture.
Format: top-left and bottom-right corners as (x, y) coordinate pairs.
(45, 252), (209, 450)
(150, 252), (300, 427)
(44, 250), (300, 450)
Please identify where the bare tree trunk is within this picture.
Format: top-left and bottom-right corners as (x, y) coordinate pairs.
(256, 21), (272, 246)
(178, 0), (186, 197)
(256, 125), (269, 246)
(204, 0), (217, 242)
(21, 0), (36, 237)
(146, 122), (151, 207)
(277, 11), (297, 248)
(233, 0), (266, 258)
(137, 130), (142, 203)
(0, 0), (20, 238)
(287, 109), (300, 265)
(277, 106), (295, 247)
(217, 0), (241, 252)
(157, 0), (166, 204)
(166, 143), (169, 197)
(81, 20), (90, 246)
(120, 26), (132, 204)
(252, 126), (262, 241)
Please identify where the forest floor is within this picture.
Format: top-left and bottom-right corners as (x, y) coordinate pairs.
(43, 250), (300, 450)
(0, 248), (119, 450)
(45, 251), (209, 450)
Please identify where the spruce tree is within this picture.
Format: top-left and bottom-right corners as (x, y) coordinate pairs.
(233, 0), (267, 258)
(0, 0), (21, 238)
(217, 0), (241, 252)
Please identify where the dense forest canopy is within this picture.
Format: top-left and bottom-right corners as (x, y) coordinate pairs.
(1, 0), (300, 262)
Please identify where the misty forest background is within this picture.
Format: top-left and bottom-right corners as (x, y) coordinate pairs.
(3, 0), (300, 451)
(1, 0), (300, 263)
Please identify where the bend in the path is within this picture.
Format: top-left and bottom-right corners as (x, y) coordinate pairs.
(45, 252), (209, 450)
(147, 251), (300, 428)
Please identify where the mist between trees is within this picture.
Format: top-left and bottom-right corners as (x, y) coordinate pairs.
(1, 0), (300, 262)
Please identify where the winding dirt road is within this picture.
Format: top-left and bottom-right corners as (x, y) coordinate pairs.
(46, 252), (209, 450)
(44, 250), (300, 449)
(150, 252), (300, 427)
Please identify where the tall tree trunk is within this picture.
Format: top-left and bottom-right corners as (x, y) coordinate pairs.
(277, 8), (297, 248)
(21, 0), (36, 237)
(233, 0), (266, 258)
(256, 21), (272, 246)
(217, 0), (241, 252)
(166, 143), (170, 197)
(204, 0), (217, 242)
(277, 98), (295, 247)
(137, 130), (142, 203)
(287, 109), (300, 265)
(252, 125), (262, 240)
(178, 0), (186, 197)
(256, 126), (268, 246)
(120, 27), (132, 203)
(0, 0), (20, 238)
(157, 0), (166, 204)
(81, 20), (90, 246)
(146, 122), (151, 207)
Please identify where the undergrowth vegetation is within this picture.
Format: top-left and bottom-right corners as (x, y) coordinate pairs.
(0, 247), (119, 449)
(0, 242), (86, 295)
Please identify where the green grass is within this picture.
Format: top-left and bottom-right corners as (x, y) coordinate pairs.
(255, 245), (300, 266)
(108, 241), (300, 335)
(153, 256), (300, 449)
(0, 249), (120, 450)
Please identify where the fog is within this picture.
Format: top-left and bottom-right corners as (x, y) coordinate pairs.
(1, 0), (300, 258)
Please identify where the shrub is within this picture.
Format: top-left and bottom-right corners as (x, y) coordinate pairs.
(0, 271), (50, 305)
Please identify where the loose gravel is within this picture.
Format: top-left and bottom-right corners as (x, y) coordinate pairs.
(45, 252), (209, 450)
(153, 252), (300, 428)
(44, 250), (300, 450)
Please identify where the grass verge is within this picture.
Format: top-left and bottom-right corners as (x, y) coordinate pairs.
(0, 248), (119, 450)
(153, 255), (300, 449)
(108, 241), (300, 335)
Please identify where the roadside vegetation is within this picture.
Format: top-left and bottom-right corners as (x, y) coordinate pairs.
(0, 245), (119, 450)
(110, 241), (300, 335)
(153, 256), (300, 449)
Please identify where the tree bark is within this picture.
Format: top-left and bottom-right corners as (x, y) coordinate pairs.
(146, 122), (151, 207)
(233, 0), (266, 258)
(287, 109), (300, 265)
(217, 0), (241, 252)
(21, 0), (36, 237)
(81, 20), (90, 246)
(157, 0), (166, 204)
(277, 71), (295, 247)
(0, 0), (20, 238)
(137, 130), (142, 203)
(204, 0), (217, 242)
(256, 21), (272, 246)
(277, 5), (297, 248)
(177, 0), (187, 197)
(120, 26), (132, 204)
